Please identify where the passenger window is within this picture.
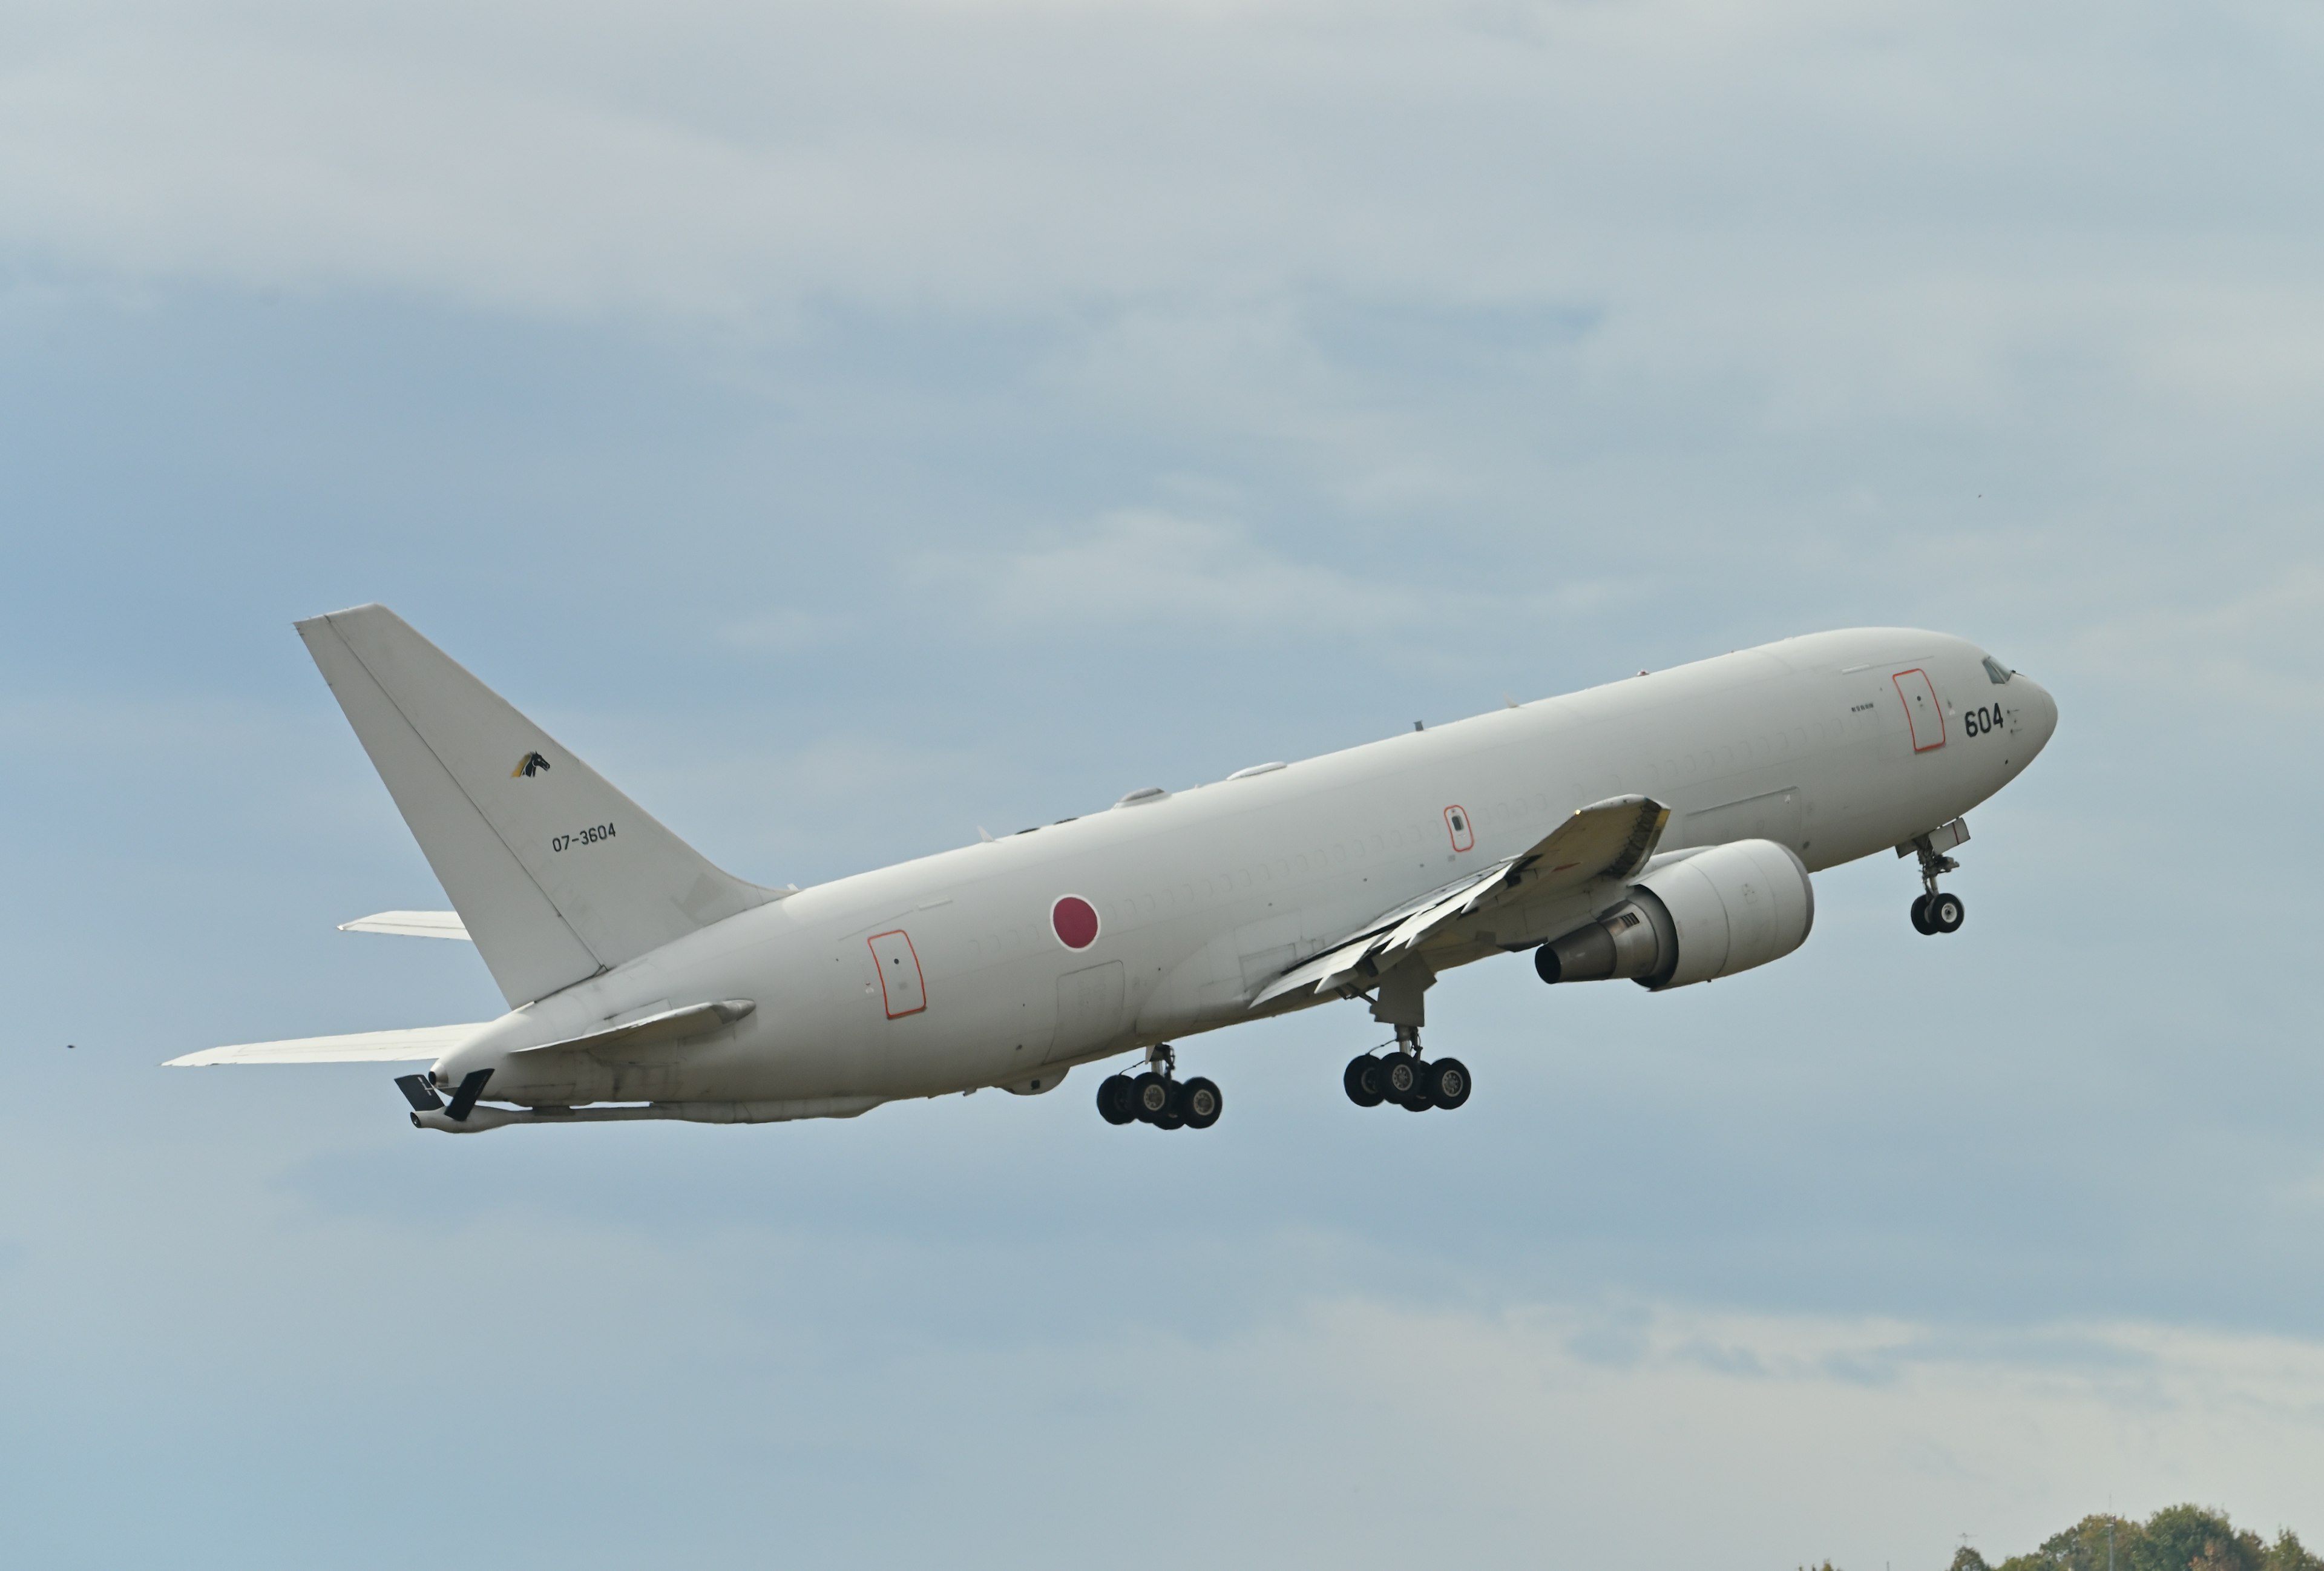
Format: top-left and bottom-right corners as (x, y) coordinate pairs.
(1983, 656), (2014, 685)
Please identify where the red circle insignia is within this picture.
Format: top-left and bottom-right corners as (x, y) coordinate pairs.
(1051, 895), (1100, 950)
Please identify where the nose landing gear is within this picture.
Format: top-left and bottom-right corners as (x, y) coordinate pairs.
(1096, 1044), (1223, 1131)
(1344, 1026), (1472, 1114)
(1910, 888), (1966, 935)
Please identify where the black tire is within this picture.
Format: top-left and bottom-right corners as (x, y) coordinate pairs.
(1343, 1054), (1385, 1107)
(1131, 1071), (1172, 1124)
(1380, 1054), (1423, 1101)
(1400, 1092), (1432, 1112)
(1155, 1081), (1188, 1131)
(1534, 944), (1561, 984)
(1096, 1073), (1137, 1125)
(1182, 1076), (1223, 1129)
(1929, 891), (1966, 934)
(1426, 1056), (1472, 1110)
(1909, 893), (1932, 934)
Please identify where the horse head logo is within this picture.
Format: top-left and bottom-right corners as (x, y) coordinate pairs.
(512, 751), (552, 779)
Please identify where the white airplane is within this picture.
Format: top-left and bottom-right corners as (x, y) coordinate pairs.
(168, 606), (2058, 1133)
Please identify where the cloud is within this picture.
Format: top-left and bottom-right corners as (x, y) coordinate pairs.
(917, 509), (1624, 648)
(8, 5), (2324, 1562)
(1215, 1297), (2324, 1564)
(5, 0), (2320, 430)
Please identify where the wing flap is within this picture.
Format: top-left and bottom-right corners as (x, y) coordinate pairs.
(166, 1023), (488, 1067)
(1378, 863), (1516, 957)
(1252, 933), (1393, 1007)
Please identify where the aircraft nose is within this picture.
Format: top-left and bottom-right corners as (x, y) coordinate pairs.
(2020, 676), (2058, 755)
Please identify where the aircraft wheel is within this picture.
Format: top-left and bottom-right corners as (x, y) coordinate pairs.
(1426, 1056), (1472, 1110)
(1928, 891), (1966, 934)
(1343, 1054), (1385, 1107)
(1379, 1054), (1423, 1102)
(1131, 1071), (1173, 1124)
(1909, 894), (1932, 934)
(1154, 1082), (1189, 1131)
(1096, 1073), (1137, 1126)
(1181, 1076), (1223, 1129)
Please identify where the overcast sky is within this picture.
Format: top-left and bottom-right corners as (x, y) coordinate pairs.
(5, 2), (2323, 1566)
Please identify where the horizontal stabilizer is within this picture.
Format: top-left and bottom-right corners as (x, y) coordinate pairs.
(514, 999), (756, 1062)
(340, 910), (471, 940)
(165, 1022), (488, 1067)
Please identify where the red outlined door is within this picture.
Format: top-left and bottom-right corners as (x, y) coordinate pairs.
(866, 930), (927, 1018)
(1892, 669), (1946, 753)
(1445, 805), (1475, 852)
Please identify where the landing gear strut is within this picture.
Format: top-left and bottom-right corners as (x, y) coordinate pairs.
(1096, 1044), (1222, 1131)
(1344, 1026), (1471, 1114)
(1345, 962), (1471, 1113)
(1905, 825), (1967, 935)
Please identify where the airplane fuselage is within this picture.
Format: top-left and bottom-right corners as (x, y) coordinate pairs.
(433, 627), (2058, 1115)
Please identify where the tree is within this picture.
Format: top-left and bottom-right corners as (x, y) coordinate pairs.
(2003, 1513), (2142, 1571)
(1974, 1506), (2321, 1571)
(2136, 1505), (2260, 1571)
(2262, 1530), (2324, 1571)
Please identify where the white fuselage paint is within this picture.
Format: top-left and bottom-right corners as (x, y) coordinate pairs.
(435, 628), (2058, 1109)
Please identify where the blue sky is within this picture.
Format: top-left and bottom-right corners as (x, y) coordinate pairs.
(5, 2), (2323, 1565)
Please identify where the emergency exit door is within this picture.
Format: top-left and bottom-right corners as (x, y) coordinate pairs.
(1892, 668), (1946, 753)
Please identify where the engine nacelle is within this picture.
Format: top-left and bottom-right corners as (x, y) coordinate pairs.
(1534, 838), (1815, 992)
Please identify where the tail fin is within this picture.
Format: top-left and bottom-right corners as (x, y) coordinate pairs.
(297, 605), (776, 1006)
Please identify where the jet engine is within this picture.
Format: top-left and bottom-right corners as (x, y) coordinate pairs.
(1534, 838), (1814, 991)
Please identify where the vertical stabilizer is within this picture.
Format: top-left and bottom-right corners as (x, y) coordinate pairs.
(297, 605), (775, 1007)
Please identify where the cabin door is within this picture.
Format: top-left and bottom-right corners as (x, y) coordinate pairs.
(1892, 669), (1946, 753)
(866, 929), (927, 1018)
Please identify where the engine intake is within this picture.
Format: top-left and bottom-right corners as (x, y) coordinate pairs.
(1534, 838), (1814, 991)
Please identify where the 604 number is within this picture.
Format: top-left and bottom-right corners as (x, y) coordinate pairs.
(1964, 704), (2007, 737)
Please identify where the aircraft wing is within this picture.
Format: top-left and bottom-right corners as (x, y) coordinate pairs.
(1251, 794), (1669, 1007)
(165, 1023), (490, 1067)
(340, 910), (471, 940)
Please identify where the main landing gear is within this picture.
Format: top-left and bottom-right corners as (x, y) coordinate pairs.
(1096, 1044), (1223, 1131)
(1905, 823), (1967, 935)
(1344, 1026), (1472, 1114)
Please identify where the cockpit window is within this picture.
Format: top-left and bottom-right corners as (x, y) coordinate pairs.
(1981, 656), (2014, 685)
